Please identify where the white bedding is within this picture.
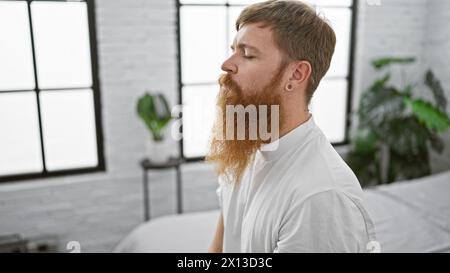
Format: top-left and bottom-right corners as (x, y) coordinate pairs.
(114, 170), (450, 253)
(114, 209), (220, 253)
(364, 170), (450, 252)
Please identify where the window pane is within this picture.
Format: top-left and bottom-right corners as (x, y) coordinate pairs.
(181, 6), (227, 84)
(228, 0), (262, 4)
(0, 92), (43, 176)
(228, 0), (352, 7)
(320, 7), (352, 78)
(40, 89), (98, 171)
(31, 1), (92, 89)
(228, 6), (245, 50)
(311, 0), (352, 7)
(0, 1), (35, 91)
(182, 84), (219, 158)
(310, 79), (347, 143)
(181, 0), (226, 4)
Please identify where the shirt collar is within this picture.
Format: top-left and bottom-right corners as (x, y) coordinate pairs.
(257, 113), (316, 162)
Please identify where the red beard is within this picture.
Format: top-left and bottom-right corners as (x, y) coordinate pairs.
(206, 68), (286, 186)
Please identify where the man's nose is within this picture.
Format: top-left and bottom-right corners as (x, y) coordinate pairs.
(221, 57), (237, 74)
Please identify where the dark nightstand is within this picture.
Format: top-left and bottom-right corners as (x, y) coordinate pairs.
(140, 157), (185, 221)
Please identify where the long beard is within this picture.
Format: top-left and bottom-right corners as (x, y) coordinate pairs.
(205, 69), (285, 186)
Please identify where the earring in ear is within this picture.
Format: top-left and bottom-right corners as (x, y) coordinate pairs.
(285, 83), (293, 92)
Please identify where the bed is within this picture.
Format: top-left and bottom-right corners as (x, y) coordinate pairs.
(113, 170), (450, 253)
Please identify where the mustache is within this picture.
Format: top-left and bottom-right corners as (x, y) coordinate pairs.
(218, 73), (234, 88)
(218, 73), (242, 98)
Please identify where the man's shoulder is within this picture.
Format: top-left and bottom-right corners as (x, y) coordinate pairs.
(287, 186), (360, 207)
(286, 133), (362, 193)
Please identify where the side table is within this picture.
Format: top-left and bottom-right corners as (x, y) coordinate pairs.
(140, 157), (185, 221)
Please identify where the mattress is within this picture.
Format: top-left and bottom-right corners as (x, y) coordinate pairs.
(363, 170), (450, 252)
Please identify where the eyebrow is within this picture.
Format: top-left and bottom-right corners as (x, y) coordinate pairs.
(230, 43), (261, 53)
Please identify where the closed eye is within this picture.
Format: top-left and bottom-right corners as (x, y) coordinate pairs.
(230, 45), (256, 60)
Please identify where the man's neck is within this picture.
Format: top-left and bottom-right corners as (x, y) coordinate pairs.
(279, 109), (311, 139)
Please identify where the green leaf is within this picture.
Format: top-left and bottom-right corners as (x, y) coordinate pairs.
(404, 98), (450, 133)
(137, 92), (173, 141)
(369, 74), (390, 92)
(381, 117), (429, 155)
(358, 87), (405, 130)
(428, 130), (445, 153)
(425, 70), (447, 112)
(347, 129), (380, 186)
(353, 128), (378, 154)
(389, 148), (431, 181)
(347, 151), (379, 187)
(154, 94), (172, 120)
(400, 84), (413, 97)
(372, 57), (415, 70)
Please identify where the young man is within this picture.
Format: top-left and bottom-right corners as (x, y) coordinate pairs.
(206, 0), (378, 253)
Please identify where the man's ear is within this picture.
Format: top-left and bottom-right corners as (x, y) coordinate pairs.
(289, 60), (312, 87)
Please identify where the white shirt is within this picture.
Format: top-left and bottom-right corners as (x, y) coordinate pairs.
(216, 115), (378, 253)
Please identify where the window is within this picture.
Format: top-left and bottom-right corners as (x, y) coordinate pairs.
(178, 0), (355, 159)
(0, 0), (105, 182)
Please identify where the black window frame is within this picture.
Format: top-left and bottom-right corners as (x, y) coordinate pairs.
(0, 0), (105, 183)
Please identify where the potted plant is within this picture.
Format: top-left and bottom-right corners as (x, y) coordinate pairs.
(347, 57), (450, 187)
(137, 92), (173, 163)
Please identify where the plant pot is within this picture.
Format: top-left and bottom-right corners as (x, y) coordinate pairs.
(146, 138), (170, 164)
